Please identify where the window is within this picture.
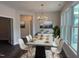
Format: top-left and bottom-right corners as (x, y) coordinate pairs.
(61, 8), (71, 43)
(66, 8), (72, 44)
(71, 28), (78, 51)
(61, 3), (79, 52)
(71, 4), (79, 51)
(61, 13), (66, 41)
(61, 13), (64, 40)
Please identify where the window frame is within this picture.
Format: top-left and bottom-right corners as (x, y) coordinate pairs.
(61, 2), (79, 53)
(70, 3), (79, 52)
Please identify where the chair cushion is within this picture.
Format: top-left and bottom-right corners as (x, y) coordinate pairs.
(51, 47), (60, 54)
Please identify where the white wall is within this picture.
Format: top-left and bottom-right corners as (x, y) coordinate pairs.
(15, 11), (60, 38)
(34, 12), (60, 34)
(17, 11), (60, 36)
(0, 3), (20, 45)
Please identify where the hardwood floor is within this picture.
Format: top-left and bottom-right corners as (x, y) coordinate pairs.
(60, 49), (67, 58)
(0, 40), (26, 58)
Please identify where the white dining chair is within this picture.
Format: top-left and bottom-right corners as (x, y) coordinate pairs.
(54, 37), (61, 46)
(26, 36), (31, 42)
(29, 35), (32, 41)
(19, 39), (32, 57)
(26, 36), (36, 57)
(51, 39), (64, 58)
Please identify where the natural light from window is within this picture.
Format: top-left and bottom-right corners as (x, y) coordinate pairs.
(71, 4), (79, 51)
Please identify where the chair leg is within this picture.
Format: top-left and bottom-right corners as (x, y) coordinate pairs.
(27, 48), (32, 58)
(52, 53), (54, 58)
(54, 53), (60, 58)
(51, 50), (54, 58)
(27, 45), (34, 58)
(27, 51), (29, 58)
(25, 52), (28, 58)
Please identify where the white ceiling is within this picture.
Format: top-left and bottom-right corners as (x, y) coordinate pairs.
(1, 1), (65, 12)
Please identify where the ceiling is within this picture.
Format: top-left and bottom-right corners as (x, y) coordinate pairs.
(1, 1), (65, 12)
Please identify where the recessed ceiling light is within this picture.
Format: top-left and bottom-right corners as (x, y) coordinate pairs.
(41, 4), (44, 6)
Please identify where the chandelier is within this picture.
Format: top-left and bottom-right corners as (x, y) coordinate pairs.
(37, 4), (48, 20)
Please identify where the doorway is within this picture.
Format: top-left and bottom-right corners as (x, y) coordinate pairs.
(20, 15), (33, 38)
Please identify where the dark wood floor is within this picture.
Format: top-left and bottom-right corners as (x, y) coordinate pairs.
(60, 49), (67, 58)
(0, 40), (26, 58)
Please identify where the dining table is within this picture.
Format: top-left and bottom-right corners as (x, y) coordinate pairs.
(26, 35), (57, 58)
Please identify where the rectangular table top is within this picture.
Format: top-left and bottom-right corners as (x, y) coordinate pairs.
(26, 35), (57, 47)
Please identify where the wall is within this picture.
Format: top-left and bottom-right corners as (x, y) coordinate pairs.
(61, 1), (79, 58)
(0, 3), (20, 45)
(34, 12), (60, 33)
(17, 11), (60, 37)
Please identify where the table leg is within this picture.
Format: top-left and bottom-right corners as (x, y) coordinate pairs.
(35, 46), (46, 58)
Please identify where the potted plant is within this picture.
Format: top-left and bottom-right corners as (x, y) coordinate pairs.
(53, 25), (60, 38)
